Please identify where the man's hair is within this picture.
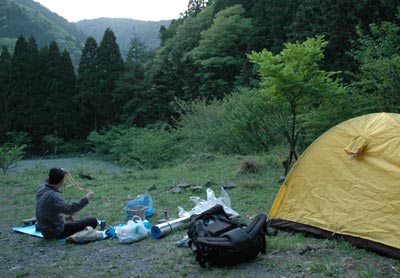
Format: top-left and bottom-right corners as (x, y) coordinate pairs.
(48, 168), (65, 185)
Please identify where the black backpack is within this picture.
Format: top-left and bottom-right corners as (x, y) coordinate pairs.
(187, 205), (267, 268)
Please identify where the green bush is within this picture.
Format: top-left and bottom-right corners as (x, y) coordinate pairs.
(42, 134), (65, 156)
(174, 99), (244, 154)
(87, 126), (126, 159)
(224, 87), (284, 153)
(87, 125), (187, 169)
(111, 125), (186, 169)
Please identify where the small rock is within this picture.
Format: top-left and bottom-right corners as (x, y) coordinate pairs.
(222, 181), (236, 189)
(167, 187), (184, 194)
(176, 182), (191, 188)
(190, 185), (202, 192)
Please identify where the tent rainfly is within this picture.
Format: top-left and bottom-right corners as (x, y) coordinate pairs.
(268, 112), (400, 258)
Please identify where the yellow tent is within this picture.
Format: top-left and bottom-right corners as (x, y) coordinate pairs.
(269, 112), (400, 258)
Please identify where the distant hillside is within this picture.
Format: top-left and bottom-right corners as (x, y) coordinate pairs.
(0, 0), (172, 66)
(75, 18), (171, 56)
(0, 0), (86, 65)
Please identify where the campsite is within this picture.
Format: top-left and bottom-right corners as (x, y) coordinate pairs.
(2, 1), (400, 277)
(1, 151), (399, 278)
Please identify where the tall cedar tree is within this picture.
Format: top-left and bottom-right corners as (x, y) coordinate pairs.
(6, 35), (39, 136)
(76, 37), (98, 137)
(115, 36), (152, 126)
(0, 47), (11, 141)
(92, 28), (124, 131)
(58, 50), (78, 139)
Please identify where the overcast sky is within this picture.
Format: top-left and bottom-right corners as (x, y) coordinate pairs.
(34, 0), (189, 22)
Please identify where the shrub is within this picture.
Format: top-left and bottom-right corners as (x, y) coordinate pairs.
(111, 125), (186, 169)
(239, 157), (263, 174)
(42, 134), (65, 156)
(174, 99), (244, 154)
(87, 126), (126, 159)
(0, 144), (26, 174)
(224, 87), (285, 153)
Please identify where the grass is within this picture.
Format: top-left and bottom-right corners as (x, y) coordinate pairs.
(1, 153), (400, 277)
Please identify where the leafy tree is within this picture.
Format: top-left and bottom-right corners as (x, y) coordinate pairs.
(42, 134), (65, 157)
(189, 4), (253, 99)
(249, 36), (345, 175)
(0, 143), (26, 174)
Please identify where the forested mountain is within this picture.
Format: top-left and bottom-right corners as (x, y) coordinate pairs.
(0, 0), (86, 65)
(0, 0), (171, 65)
(76, 18), (171, 57)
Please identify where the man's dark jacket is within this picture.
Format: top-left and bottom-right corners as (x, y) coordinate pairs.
(35, 182), (88, 239)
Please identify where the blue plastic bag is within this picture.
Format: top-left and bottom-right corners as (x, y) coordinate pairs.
(125, 194), (155, 218)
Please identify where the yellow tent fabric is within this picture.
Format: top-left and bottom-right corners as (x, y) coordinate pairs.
(269, 112), (400, 254)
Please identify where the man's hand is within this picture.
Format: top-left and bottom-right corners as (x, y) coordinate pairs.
(61, 168), (69, 175)
(86, 191), (94, 201)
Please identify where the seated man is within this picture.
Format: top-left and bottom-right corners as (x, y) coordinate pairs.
(35, 167), (98, 239)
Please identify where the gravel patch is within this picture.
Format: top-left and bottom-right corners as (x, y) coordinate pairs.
(9, 157), (125, 174)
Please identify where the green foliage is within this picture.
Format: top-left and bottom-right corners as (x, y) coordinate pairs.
(351, 19), (400, 113)
(114, 36), (155, 126)
(111, 126), (186, 169)
(87, 126), (125, 158)
(248, 36), (346, 173)
(76, 37), (99, 136)
(42, 134), (65, 156)
(224, 87), (284, 153)
(0, 143), (26, 174)
(4, 131), (31, 149)
(189, 4), (254, 99)
(174, 99), (245, 154)
(87, 125), (186, 169)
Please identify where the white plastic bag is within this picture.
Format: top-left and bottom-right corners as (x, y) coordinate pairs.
(115, 216), (149, 244)
(178, 187), (239, 218)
